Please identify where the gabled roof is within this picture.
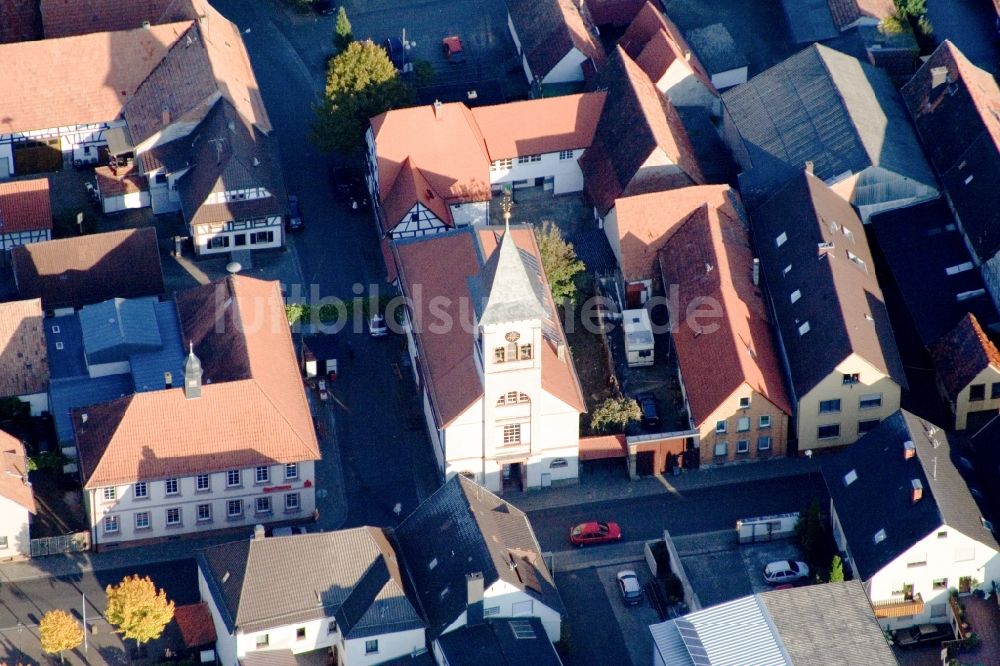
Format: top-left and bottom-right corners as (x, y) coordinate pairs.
(779, 0), (838, 44)
(581, 47), (704, 215)
(724, 43), (937, 206)
(828, 0), (896, 30)
(121, 4), (270, 145)
(176, 100), (286, 228)
(0, 22), (188, 134)
(198, 528), (423, 637)
(930, 313), (1000, 401)
(74, 275), (319, 488)
(475, 232), (547, 326)
(618, 2), (715, 96)
(470, 93), (606, 160)
(822, 410), (1000, 581)
(171, 602), (216, 649)
(657, 190), (792, 424)
(0, 179), (51, 235)
(0, 299), (48, 399)
(751, 171), (906, 397)
(436, 617), (562, 666)
(901, 40), (1000, 261)
(506, 0), (606, 78)
(11, 228), (165, 310)
(0, 0), (40, 44)
(40, 0), (202, 38)
(684, 23), (747, 76)
(0, 430), (34, 513)
(584, 0), (646, 27)
(650, 581), (896, 665)
(393, 226), (585, 428)
(394, 476), (562, 640)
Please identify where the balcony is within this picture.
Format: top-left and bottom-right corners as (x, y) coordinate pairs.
(872, 592), (924, 618)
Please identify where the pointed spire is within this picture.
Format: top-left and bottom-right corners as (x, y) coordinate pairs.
(477, 230), (546, 326)
(184, 341), (203, 400)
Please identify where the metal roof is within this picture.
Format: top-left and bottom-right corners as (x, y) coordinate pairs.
(79, 297), (162, 365)
(49, 374), (133, 442)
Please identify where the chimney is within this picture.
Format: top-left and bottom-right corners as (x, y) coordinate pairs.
(930, 66), (948, 89)
(433, 99), (443, 120)
(253, 524), (265, 539)
(804, 161), (814, 174)
(903, 440), (916, 460)
(466, 572), (484, 626)
(142, 20), (151, 29)
(911, 478), (923, 503)
(161, 106), (171, 127)
(164, 371), (173, 389)
(184, 342), (203, 400)
(752, 258), (760, 286)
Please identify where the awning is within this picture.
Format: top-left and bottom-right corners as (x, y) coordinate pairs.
(579, 434), (627, 461)
(105, 126), (134, 156)
(872, 593), (924, 618)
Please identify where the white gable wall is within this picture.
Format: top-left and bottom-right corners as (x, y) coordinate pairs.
(0, 496), (30, 559)
(658, 62), (716, 111)
(490, 150), (585, 195)
(439, 579), (562, 642)
(541, 48), (588, 85)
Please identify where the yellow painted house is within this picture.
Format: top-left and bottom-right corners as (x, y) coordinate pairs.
(751, 171), (906, 451)
(930, 313), (1000, 431)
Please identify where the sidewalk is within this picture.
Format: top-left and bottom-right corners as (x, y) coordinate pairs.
(508, 457), (820, 513)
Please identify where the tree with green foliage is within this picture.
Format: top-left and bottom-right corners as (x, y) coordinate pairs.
(313, 40), (414, 155)
(334, 6), (353, 53)
(105, 575), (175, 646)
(829, 554), (845, 582)
(794, 501), (828, 566)
(535, 221), (584, 304)
(591, 396), (641, 434)
(39, 610), (84, 663)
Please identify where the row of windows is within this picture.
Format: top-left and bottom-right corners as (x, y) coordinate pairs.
(488, 151), (576, 170)
(103, 493), (302, 534)
(496, 391), (530, 406)
(818, 394), (882, 414)
(714, 437), (772, 457)
(252, 621), (372, 651)
(517, 154), (541, 164)
(968, 382), (1000, 402)
(817, 419), (880, 440)
(494, 343), (532, 363)
(716, 414), (771, 433)
(207, 230), (275, 250)
(103, 464), (298, 502)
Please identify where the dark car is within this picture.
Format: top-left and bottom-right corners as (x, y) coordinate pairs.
(636, 393), (660, 430)
(569, 521), (622, 547)
(382, 37), (406, 70)
(313, 0), (335, 15)
(287, 195), (303, 231)
(893, 623), (952, 648)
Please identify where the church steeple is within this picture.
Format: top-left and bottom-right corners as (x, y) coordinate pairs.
(184, 342), (203, 400)
(477, 229), (546, 327)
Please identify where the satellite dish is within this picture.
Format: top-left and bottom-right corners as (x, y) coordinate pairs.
(226, 261), (242, 275)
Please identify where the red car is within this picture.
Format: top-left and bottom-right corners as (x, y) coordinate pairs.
(570, 521), (622, 546)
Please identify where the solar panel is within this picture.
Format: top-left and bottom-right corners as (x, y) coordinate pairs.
(509, 619), (536, 639)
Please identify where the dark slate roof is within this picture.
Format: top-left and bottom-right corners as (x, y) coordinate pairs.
(758, 581), (897, 665)
(197, 528), (423, 637)
(869, 197), (998, 348)
(394, 476), (563, 639)
(930, 314), (1000, 402)
(11, 228), (164, 311)
(177, 99), (287, 229)
(436, 617), (562, 666)
(676, 106), (738, 186)
(684, 23), (747, 75)
(751, 171), (906, 397)
(79, 298), (162, 365)
(779, 0), (838, 44)
(724, 43), (936, 207)
(822, 410), (1000, 580)
(901, 40), (1000, 261)
(505, 0), (606, 79)
(49, 374), (133, 443)
(130, 301), (186, 392)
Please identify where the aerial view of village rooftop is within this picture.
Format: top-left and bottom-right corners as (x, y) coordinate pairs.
(2, 0), (1000, 664)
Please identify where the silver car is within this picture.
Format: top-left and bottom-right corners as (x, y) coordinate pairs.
(616, 570), (643, 605)
(763, 560), (810, 585)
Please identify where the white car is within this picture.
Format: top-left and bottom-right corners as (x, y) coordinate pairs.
(763, 560), (810, 585)
(368, 313), (388, 337)
(616, 570), (643, 605)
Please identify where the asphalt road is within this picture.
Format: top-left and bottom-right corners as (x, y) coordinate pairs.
(527, 473), (827, 553)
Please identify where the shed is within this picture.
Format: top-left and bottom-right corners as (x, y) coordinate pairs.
(622, 308), (654, 367)
(96, 164), (149, 213)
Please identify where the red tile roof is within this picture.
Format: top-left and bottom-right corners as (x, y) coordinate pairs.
(41, 0), (202, 38)
(393, 227), (584, 427)
(0, 430), (34, 513)
(0, 178), (52, 234)
(581, 47), (704, 215)
(619, 2), (715, 96)
(471, 93), (607, 160)
(506, 0), (606, 78)
(172, 602), (216, 648)
(585, 0), (646, 26)
(0, 299), (49, 399)
(75, 276), (320, 488)
(579, 434), (627, 460)
(0, 22), (188, 135)
(0, 0), (41, 43)
(612, 184), (735, 283)
(12, 228), (165, 310)
(827, 0), (895, 30)
(930, 313), (1000, 401)
(657, 192), (791, 423)
(95, 165), (148, 197)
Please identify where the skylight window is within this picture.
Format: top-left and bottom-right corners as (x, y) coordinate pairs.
(798, 321), (810, 336)
(790, 289), (801, 303)
(775, 232), (787, 248)
(843, 469), (858, 486)
(847, 251), (867, 272)
(873, 529), (886, 544)
(782, 264), (792, 277)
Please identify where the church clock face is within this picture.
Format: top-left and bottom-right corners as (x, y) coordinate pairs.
(505, 331), (520, 342)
